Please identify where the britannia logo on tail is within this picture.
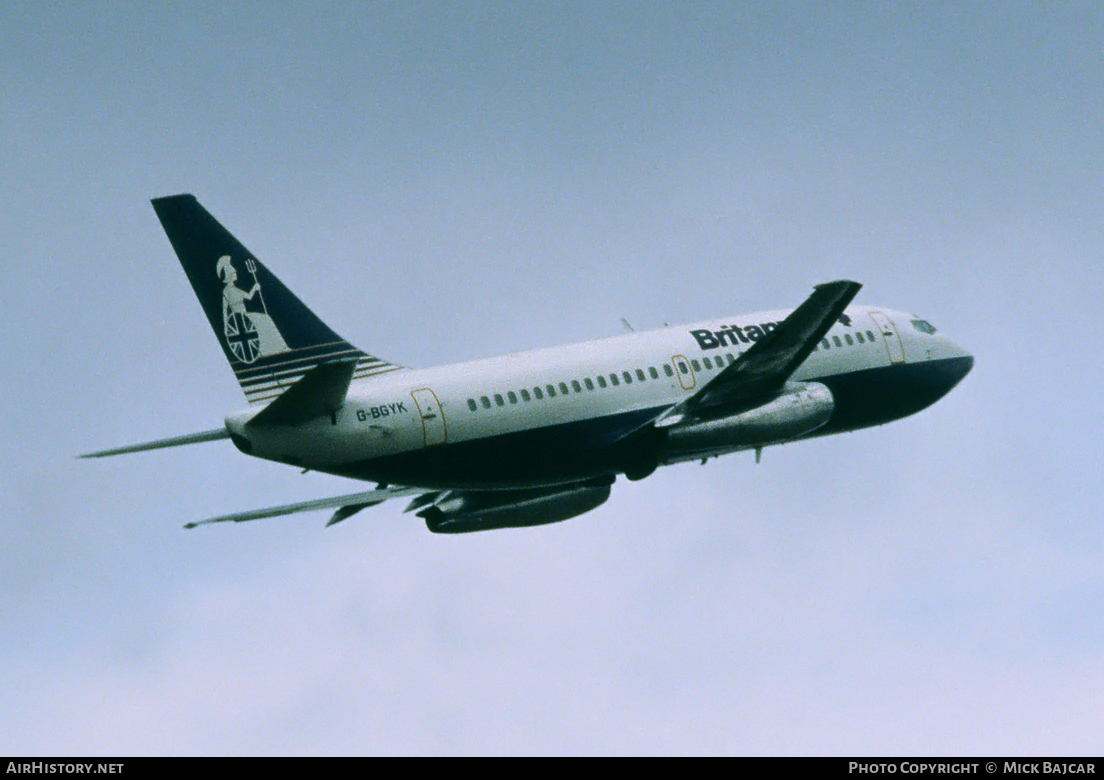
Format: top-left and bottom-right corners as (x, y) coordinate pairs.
(217, 255), (289, 363)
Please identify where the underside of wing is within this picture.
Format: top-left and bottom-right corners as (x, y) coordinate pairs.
(608, 281), (862, 477)
(186, 477), (616, 534)
(184, 485), (424, 528)
(669, 280), (861, 422)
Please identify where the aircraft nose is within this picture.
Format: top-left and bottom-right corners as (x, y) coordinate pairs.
(944, 352), (973, 385)
(892, 342), (972, 419)
(932, 342), (973, 392)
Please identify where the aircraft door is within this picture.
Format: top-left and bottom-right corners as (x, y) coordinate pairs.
(869, 311), (905, 364)
(411, 388), (448, 446)
(671, 355), (696, 390)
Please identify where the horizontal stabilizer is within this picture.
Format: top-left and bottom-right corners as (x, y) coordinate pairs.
(80, 428), (229, 458)
(247, 360), (357, 427)
(184, 485), (424, 528)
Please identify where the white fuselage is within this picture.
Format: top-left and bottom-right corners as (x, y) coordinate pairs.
(227, 304), (971, 489)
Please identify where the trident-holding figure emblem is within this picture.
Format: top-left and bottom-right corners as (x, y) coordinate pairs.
(217, 255), (289, 363)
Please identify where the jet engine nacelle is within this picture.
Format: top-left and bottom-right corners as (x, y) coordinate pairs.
(417, 480), (613, 534)
(662, 381), (834, 463)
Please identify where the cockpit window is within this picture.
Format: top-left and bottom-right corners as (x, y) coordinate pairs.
(911, 319), (937, 335)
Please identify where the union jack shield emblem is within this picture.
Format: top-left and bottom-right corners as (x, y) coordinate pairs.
(225, 311), (260, 363)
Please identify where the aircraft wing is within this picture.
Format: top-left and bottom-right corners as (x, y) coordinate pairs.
(660, 280), (862, 424)
(184, 485), (426, 529)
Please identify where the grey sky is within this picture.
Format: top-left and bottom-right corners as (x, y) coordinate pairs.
(2, 1), (1102, 754)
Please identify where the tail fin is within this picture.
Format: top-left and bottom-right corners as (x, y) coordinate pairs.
(152, 194), (403, 405)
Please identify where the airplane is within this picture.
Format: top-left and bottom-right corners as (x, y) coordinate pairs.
(82, 194), (974, 533)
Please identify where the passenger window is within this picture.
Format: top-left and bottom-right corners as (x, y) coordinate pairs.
(534, 386), (544, 400)
(703, 357), (713, 369)
(727, 353), (736, 364)
(507, 391), (518, 404)
(596, 375), (607, 388)
(623, 371), (633, 384)
(856, 332), (865, 343)
(844, 334), (853, 346)
(663, 364), (674, 377)
(520, 389), (531, 402)
(867, 330), (876, 342)
(833, 336), (842, 348)
(691, 359), (701, 372)
(480, 396), (491, 409)
(636, 369), (646, 382)
(494, 394), (505, 407)
(821, 339), (830, 349)
(546, 384), (556, 398)
(609, 373), (619, 386)
(467, 399), (477, 412)
(584, 378), (594, 391)
(649, 366), (659, 379)
(559, 382), (569, 395)
(572, 380), (582, 393)
(677, 361), (688, 375)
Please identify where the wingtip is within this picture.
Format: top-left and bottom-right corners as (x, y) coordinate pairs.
(150, 193), (197, 208)
(815, 279), (862, 291)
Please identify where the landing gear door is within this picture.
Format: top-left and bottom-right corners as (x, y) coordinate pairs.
(870, 311), (905, 364)
(411, 388), (447, 446)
